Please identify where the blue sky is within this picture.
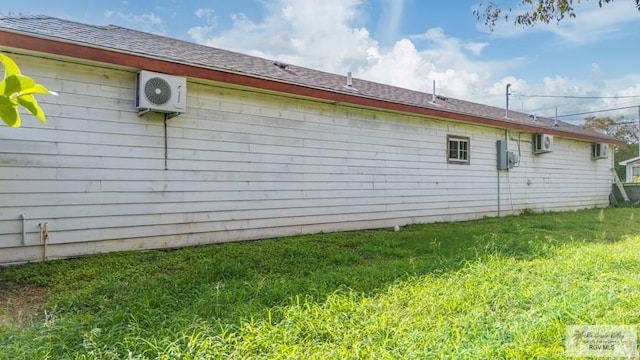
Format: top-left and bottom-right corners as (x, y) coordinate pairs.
(4, 0), (640, 123)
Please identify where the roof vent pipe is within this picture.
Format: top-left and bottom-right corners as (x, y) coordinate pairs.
(505, 83), (511, 119)
(432, 80), (436, 103)
(346, 72), (353, 88)
(554, 107), (559, 127)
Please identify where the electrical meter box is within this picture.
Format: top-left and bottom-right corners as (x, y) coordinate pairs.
(497, 140), (508, 170)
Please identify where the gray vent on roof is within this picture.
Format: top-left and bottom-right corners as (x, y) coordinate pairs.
(273, 61), (289, 70)
(429, 80), (441, 106)
(345, 72), (358, 91)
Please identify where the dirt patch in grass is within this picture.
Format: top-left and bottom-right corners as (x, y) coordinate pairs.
(0, 280), (48, 329)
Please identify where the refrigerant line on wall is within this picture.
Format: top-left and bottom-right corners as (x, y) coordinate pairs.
(506, 168), (515, 213)
(164, 114), (169, 170)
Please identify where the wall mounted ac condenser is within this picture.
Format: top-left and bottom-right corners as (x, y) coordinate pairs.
(591, 143), (609, 159)
(136, 70), (187, 115)
(533, 134), (553, 154)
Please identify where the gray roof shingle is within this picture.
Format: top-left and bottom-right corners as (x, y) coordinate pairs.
(0, 15), (620, 143)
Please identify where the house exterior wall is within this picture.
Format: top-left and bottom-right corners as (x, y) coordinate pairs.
(0, 54), (612, 264)
(624, 161), (640, 183)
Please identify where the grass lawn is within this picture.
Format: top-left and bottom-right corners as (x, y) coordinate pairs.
(1, 208), (640, 359)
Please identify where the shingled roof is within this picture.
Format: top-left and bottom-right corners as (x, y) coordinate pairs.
(0, 15), (621, 144)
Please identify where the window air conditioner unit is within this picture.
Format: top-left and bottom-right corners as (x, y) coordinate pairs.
(591, 143), (608, 159)
(136, 70), (186, 116)
(533, 134), (553, 154)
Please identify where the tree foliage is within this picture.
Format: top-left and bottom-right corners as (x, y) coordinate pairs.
(582, 115), (638, 143)
(582, 115), (639, 181)
(476, 0), (640, 29)
(0, 53), (55, 127)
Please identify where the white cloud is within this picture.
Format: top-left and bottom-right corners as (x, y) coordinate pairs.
(378, 0), (404, 44)
(590, 63), (606, 89)
(195, 8), (216, 23)
(188, 8), (217, 43)
(188, 1), (508, 101)
(488, 73), (640, 122)
(105, 10), (163, 34)
(463, 41), (488, 56)
(186, 0), (639, 122)
(191, 0), (376, 75)
(478, 1), (638, 45)
(542, 1), (638, 45)
(591, 74), (640, 120)
(358, 39), (435, 91)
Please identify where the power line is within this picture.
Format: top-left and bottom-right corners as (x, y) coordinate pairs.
(555, 105), (640, 118)
(520, 94), (640, 100)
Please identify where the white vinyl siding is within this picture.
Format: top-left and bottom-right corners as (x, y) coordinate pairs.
(0, 53), (613, 264)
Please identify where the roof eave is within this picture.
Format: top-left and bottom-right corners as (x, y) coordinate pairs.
(0, 28), (624, 146)
(619, 156), (640, 166)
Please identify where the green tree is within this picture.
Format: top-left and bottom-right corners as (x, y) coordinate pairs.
(476, 0), (640, 29)
(0, 53), (55, 127)
(582, 115), (638, 143)
(582, 115), (639, 181)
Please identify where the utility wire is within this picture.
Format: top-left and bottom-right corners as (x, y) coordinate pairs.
(520, 94), (640, 99)
(555, 105), (640, 118)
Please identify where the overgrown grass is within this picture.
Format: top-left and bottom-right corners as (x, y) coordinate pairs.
(1, 208), (640, 359)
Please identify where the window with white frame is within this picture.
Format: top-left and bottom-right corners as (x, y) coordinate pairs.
(447, 135), (470, 164)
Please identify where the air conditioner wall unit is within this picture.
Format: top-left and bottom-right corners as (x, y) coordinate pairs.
(591, 143), (609, 159)
(533, 134), (553, 154)
(136, 70), (187, 115)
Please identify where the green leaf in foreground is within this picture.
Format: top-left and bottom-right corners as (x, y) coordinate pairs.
(0, 53), (55, 127)
(16, 94), (46, 123)
(2, 74), (36, 97)
(0, 95), (19, 127)
(0, 54), (21, 78)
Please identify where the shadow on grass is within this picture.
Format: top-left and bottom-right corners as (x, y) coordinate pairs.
(1, 207), (639, 353)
